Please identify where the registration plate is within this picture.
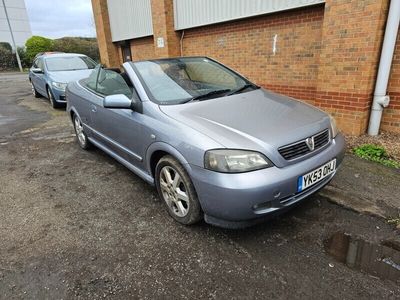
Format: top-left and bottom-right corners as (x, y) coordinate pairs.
(297, 159), (336, 192)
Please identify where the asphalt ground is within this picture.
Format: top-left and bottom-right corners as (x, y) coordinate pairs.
(0, 73), (399, 299)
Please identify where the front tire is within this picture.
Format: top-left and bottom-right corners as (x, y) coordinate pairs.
(31, 82), (40, 98)
(47, 87), (60, 109)
(73, 115), (91, 150)
(155, 156), (202, 225)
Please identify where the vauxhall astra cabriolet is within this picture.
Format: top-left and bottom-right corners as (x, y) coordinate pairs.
(66, 57), (345, 228)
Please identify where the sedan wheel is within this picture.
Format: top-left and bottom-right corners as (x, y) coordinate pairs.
(160, 166), (190, 217)
(31, 82), (40, 98)
(156, 156), (202, 225)
(73, 115), (90, 150)
(47, 87), (59, 108)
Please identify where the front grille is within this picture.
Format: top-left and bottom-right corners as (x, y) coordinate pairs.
(278, 129), (330, 160)
(59, 95), (66, 101)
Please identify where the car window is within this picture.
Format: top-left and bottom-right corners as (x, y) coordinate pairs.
(95, 68), (133, 98)
(133, 61), (192, 102)
(32, 59), (38, 68)
(85, 65), (101, 90)
(133, 57), (251, 104)
(185, 61), (237, 88)
(37, 58), (45, 71)
(45, 56), (96, 72)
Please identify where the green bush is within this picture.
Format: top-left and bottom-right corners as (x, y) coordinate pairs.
(0, 35), (100, 70)
(23, 35), (99, 65)
(52, 37), (99, 61)
(353, 144), (400, 168)
(25, 36), (54, 62)
(0, 46), (30, 70)
(0, 42), (12, 52)
(17, 47), (30, 68)
(0, 47), (16, 70)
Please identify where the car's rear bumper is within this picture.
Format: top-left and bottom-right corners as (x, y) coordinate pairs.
(189, 133), (346, 228)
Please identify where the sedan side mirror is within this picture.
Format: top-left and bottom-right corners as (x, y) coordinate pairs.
(31, 68), (43, 74)
(103, 94), (132, 109)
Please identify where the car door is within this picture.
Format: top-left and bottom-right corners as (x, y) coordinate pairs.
(30, 58), (45, 96)
(89, 67), (145, 168)
(32, 58), (48, 96)
(74, 65), (101, 129)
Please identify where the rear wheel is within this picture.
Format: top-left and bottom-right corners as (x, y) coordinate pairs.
(31, 82), (40, 98)
(73, 115), (91, 150)
(155, 156), (202, 225)
(47, 86), (60, 108)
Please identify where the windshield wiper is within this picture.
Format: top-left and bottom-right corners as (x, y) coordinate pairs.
(190, 89), (231, 101)
(227, 84), (259, 96)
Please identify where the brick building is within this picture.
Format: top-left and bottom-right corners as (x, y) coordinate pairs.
(91, 0), (400, 136)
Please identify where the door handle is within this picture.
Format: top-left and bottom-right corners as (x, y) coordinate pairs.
(91, 105), (97, 113)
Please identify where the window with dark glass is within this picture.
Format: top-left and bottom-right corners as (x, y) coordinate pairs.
(95, 68), (133, 98)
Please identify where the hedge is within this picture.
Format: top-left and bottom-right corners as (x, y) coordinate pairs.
(25, 36), (54, 62)
(0, 35), (100, 70)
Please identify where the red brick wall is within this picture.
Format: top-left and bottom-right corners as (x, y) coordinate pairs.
(182, 1), (390, 135)
(93, 0), (398, 135)
(131, 36), (155, 61)
(315, 0), (388, 135)
(150, 0), (181, 58)
(116, 37), (155, 65)
(91, 0), (120, 67)
(384, 31), (400, 133)
(182, 5), (324, 106)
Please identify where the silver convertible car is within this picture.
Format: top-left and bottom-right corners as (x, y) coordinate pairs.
(66, 57), (345, 228)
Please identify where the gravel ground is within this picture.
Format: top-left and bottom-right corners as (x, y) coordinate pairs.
(346, 132), (400, 161)
(0, 73), (399, 299)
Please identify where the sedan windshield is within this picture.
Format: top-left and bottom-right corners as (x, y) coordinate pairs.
(45, 56), (97, 72)
(132, 57), (257, 104)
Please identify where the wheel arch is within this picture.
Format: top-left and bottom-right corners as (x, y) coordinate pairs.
(146, 142), (193, 179)
(69, 107), (81, 123)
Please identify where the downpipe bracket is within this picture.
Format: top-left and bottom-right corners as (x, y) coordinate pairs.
(372, 95), (390, 111)
(368, 95), (390, 136)
(374, 95), (390, 107)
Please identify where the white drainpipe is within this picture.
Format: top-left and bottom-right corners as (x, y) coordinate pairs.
(368, 0), (400, 136)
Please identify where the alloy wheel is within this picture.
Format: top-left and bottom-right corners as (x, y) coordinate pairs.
(31, 83), (36, 96)
(74, 117), (86, 146)
(47, 88), (55, 106)
(159, 166), (190, 217)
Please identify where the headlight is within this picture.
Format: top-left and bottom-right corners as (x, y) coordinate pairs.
(204, 149), (273, 173)
(52, 81), (67, 90)
(330, 115), (339, 138)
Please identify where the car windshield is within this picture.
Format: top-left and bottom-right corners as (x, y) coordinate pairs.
(132, 57), (256, 104)
(45, 56), (97, 72)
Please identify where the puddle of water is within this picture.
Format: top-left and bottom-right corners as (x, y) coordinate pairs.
(325, 232), (400, 282)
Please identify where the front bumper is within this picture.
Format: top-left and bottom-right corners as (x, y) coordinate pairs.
(50, 87), (66, 103)
(189, 133), (346, 228)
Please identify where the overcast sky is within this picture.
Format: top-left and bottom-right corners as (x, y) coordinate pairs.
(25, 0), (96, 39)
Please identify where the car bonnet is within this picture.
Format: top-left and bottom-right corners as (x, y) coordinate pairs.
(159, 88), (331, 165)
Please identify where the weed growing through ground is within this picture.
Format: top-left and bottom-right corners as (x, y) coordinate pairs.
(387, 215), (400, 227)
(353, 144), (400, 168)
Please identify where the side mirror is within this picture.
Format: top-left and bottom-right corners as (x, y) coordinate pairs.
(31, 68), (43, 74)
(103, 94), (132, 109)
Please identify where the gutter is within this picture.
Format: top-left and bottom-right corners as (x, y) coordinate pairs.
(368, 0), (400, 136)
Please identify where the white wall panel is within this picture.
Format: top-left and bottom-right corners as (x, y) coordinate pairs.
(0, 0), (32, 47)
(107, 0), (153, 42)
(174, 0), (325, 30)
